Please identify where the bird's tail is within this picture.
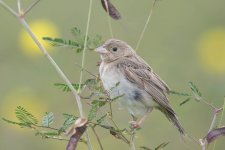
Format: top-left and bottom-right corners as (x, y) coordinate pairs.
(157, 107), (185, 135)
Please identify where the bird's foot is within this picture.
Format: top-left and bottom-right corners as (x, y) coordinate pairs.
(129, 120), (141, 129)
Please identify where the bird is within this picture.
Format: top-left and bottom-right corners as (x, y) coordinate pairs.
(95, 38), (185, 135)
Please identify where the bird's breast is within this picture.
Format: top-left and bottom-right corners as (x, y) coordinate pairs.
(99, 62), (156, 116)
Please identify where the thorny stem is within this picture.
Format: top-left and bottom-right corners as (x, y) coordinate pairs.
(135, 0), (157, 51)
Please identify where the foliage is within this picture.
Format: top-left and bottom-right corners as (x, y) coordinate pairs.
(43, 27), (102, 53)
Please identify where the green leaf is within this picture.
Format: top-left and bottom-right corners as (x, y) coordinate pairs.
(42, 112), (54, 127)
(88, 100), (107, 121)
(15, 106), (38, 126)
(92, 35), (102, 47)
(59, 113), (78, 133)
(96, 114), (107, 124)
(188, 82), (202, 101)
(43, 37), (79, 48)
(140, 146), (152, 150)
(155, 142), (169, 150)
(71, 27), (81, 37)
(54, 83), (84, 92)
(2, 118), (27, 127)
(111, 94), (124, 102)
(180, 97), (191, 106)
(170, 90), (191, 97)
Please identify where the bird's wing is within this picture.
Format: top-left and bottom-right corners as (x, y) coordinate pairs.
(117, 57), (173, 111)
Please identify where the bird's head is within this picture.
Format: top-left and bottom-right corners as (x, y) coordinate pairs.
(95, 38), (136, 62)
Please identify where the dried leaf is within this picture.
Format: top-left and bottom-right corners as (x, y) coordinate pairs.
(205, 127), (225, 144)
(101, 0), (121, 20)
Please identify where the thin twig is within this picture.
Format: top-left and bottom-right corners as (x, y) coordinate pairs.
(135, 0), (157, 51)
(130, 129), (136, 150)
(78, 0), (93, 93)
(212, 97), (225, 150)
(23, 0), (40, 16)
(103, 0), (114, 37)
(0, 0), (18, 17)
(45, 135), (69, 141)
(202, 99), (217, 110)
(0, 0), (85, 117)
(76, 0), (94, 149)
(91, 127), (104, 150)
(17, 0), (21, 13)
(74, 62), (97, 78)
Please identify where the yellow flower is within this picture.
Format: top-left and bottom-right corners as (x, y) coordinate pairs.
(19, 19), (59, 56)
(198, 27), (225, 74)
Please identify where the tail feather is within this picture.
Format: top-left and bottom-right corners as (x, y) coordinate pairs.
(157, 107), (185, 135)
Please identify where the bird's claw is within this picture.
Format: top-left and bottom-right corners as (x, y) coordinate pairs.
(129, 121), (141, 129)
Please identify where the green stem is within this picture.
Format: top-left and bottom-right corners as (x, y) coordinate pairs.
(78, 0), (93, 93)
(135, 0), (157, 51)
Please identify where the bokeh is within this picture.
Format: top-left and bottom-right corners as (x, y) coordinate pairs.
(1, 0), (225, 149)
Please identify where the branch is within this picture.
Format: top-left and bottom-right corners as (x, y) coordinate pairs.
(66, 118), (88, 150)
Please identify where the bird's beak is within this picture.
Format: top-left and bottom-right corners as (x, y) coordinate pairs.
(95, 46), (109, 54)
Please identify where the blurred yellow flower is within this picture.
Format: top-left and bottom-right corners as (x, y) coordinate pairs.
(19, 19), (59, 56)
(1, 88), (48, 131)
(198, 28), (225, 74)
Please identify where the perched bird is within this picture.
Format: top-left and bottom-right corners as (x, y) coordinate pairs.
(95, 38), (185, 135)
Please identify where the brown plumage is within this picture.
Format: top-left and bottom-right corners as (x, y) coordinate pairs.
(95, 38), (185, 135)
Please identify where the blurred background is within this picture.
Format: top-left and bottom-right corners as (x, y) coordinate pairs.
(1, 0), (225, 149)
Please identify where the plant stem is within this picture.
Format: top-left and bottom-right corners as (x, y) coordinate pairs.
(135, 0), (157, 51)
(212, 97), (225, 150)
(130, 129), (136, 150)
(91, 127), (104, 150)
(0, 0), (18, 17)
(19, 17), (85, 118)
(23, 0), (40, 16)
(77, 0), (94, 149)
(78, 0), (93, 93)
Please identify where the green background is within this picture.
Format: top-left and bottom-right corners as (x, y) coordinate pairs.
(1, 0), (225, 149)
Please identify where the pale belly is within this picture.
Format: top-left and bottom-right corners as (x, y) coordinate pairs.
(100, 63), (157, 116)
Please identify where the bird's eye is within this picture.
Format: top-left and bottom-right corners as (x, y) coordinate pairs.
(112, 47), (118, 52)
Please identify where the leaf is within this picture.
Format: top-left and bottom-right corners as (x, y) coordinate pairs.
(140, 146), (152, 150)
(101, 0), (121, 20)
(43, 37), (79, 48)
(15, 106), (38, 126)
(54, 83), (84, 92)
(170, 90), (191, 97)
(189, 82), (202, 101)
(2, 118), (26, 127)
(92, 35), (102, 47)
(111, 94), (124, 102)
(88, 100), (107, 121)
(42, 112), (54, 127)
(155, 142), (169, 150)
(59, 114), (78, 133)
(180, 97), (191, 106)
(96, 114), (107, 124)
(205, 127), (225, 144)
(71, 27), (81, 37)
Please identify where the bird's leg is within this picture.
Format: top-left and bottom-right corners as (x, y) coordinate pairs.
(130, 108), (152, 128)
